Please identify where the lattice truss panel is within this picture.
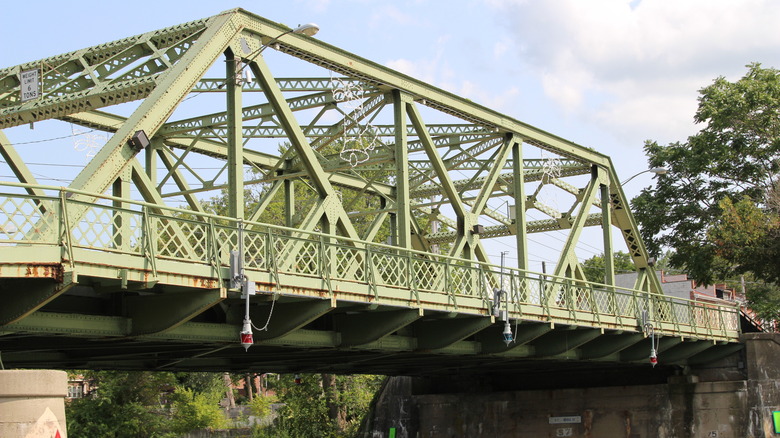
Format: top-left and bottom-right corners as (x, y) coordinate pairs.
(0, 8), (658, 292)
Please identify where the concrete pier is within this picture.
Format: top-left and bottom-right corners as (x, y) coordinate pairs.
(0, 370), (68, 438)
(363, 334), (780, 437)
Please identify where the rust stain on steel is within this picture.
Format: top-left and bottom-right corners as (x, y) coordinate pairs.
(583, 409), (593, 438)
(24, 263), (63, 281)
(193, 277), (217, 289)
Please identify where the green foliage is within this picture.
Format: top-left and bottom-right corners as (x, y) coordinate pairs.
(175, 371), (227, 395)
(274, 374), (331, 437)
(256, 373), (384, 438)
(745, 281), (780, 321)
(66, 371), (177, 438)
(633, 63), (780, 324)
(66, 370), (232, 437)
(709, 196), (780, 284)
(248, 394), (278, 418)
(581, 251), (636, 283)
(634, 63), (780, 282)
(251, 426), (293, 438)
(169, 386), (227, 434)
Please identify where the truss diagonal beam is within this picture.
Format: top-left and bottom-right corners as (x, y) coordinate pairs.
(62, 12), (238, 211)
(242, 13), (610, 167)
(0, 17), (214, 129)
(407, 102), (467, 221)
(471, 134), (516, 217)
(552, 168), (603, 280)
(251, 56), (334, 199)
(0, 131), (44, 199)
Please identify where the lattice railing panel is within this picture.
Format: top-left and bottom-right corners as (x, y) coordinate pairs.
(334, 245), (365, 282)
(70, 206), (143, 255)
(373, 250), (408, 287)
(155, 217), (207, 262)
(242, 229), (268, 271)
(414, 257), (444, 291)
(592, 289), (613, 315)
(292, 239), (320, 276)
(0, 197), (58, 244)
(0, 185), (743, 343)
(449, 263), (480, 296)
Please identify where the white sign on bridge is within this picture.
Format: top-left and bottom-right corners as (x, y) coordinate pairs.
(549, 415), (582, 424)
(20, 68), (40, 102)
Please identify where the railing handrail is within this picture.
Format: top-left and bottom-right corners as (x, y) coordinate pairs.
(0, 180), (742, 319)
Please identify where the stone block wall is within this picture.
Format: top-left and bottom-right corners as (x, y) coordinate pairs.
(363, 334), (780, 438)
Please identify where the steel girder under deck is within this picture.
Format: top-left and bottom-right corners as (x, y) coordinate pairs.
(0, 9), (741, 374)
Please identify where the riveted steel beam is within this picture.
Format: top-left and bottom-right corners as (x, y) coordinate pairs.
(414, 316), (493, 350)
(478, 322), (553, 354)
(61, 12), (239, 216)
(232, 9), (610, 166)
(658, 340), (719, 364)
(620, 336), (683, 362)
(192, 77), (375, 93)
(0, 274), (75, 325)
(530, 327), (603, 357)
(0, 15), (225, 129)
(62, 110), (395, 198)
(579, 332), (645, 359)
(0, 131), (43, 196)
(247, 299), (334, 340)
(686, 343), (744, 366)
(126, 288), (226, 335)
(336, 309), (421, 347)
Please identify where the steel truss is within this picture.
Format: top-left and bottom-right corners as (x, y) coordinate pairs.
(0, 9), (740, 373)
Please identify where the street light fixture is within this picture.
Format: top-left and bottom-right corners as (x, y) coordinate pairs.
(259, 23), (320, 54)
(236, 22), (321, 84)
(621, 167), (668, 185)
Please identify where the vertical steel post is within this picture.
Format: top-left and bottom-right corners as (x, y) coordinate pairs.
(393, 90), (411, 249)
(284, 174), (294, 228)
(226, 52), (244, 219)
(112, 167), (131, 252)
(601, 183), (615, 286)
(511, 140), (528, 272)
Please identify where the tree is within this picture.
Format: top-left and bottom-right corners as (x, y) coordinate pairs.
(66, 371), (229, 437)
(581, 251), (636, 284)
(268, 373), (384, 437)
(633, 63), (780, 322)
(169, 386), (227, 434)
(66, 370), (177, 437)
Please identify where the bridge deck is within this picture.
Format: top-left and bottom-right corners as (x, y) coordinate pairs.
(0, 183), (741, 373)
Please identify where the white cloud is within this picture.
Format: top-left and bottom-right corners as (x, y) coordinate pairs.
(301, 0), (331, 13)
(486, 0), (780, 142)
(369, 4), (419, 28)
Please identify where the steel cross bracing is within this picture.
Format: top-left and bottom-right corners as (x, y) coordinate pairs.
(0, 9), (741, 374)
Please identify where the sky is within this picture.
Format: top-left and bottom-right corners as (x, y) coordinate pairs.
(2, 0), (780, 269)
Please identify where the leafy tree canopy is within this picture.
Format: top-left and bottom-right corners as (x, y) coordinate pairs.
(581, 251), (636, 284)
(632, 63), (780, 321)
(66, 371), (228, 437)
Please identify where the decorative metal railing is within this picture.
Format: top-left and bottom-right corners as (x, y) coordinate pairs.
(0, 182), (740, 342)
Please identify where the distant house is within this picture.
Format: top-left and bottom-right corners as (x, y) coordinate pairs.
(615, 270), (774, 332)
(67, 375), (92, 399)
(615, 271), (740, 304)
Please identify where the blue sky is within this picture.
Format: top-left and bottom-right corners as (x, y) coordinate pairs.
(2, 0), (780, 269)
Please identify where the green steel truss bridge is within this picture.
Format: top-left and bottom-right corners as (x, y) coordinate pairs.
(0, 9), (741, 375)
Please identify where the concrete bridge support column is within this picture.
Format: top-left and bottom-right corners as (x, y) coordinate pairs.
(0, 370), (68, 438)
(744, 333), (780, 436)
(361, 334), (780, 438)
